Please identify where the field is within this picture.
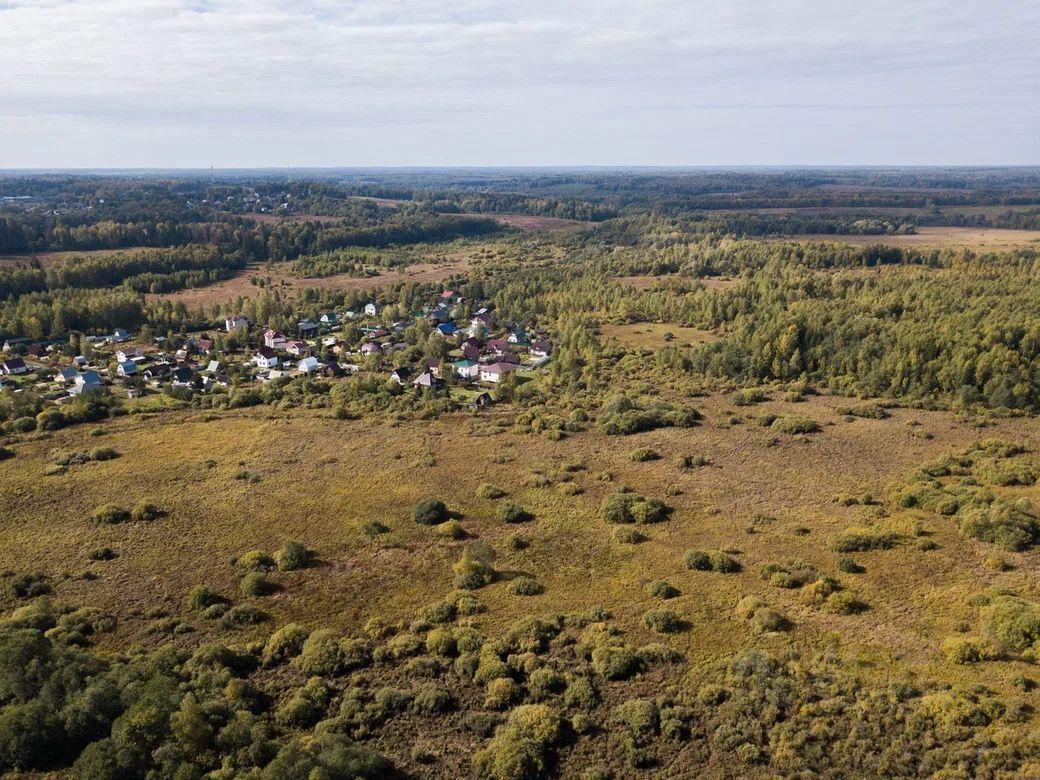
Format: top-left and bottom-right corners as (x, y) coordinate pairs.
(0, 246), (156, 269)
(775, 226), (1040, 250)
(4, 390), (1040, 774)
(598, 321), (719, 349)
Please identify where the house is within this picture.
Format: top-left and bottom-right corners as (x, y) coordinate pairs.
(143, 364), (171, 382)
(263, 329), (286, 349)
(470, 392), (494, 409)
(297, 356), (320, 374)
(508, 329), (528, 345)
(253, 348), (279, 369)
(73, 355), (87, 367)
(498, 352), (521, 366)
(360, 342), (382, 356)
(364, 302), (380, 317)
(117, 360), (137, 377)
(413, 371), (444, 390)
(285, 340), (310, 357)
(171, 366), (196, 388)
(530, 340), (552, 358)
(26, 343), (46, 358)
(322, 361), (347, 378)
(423, 357), (443, 378)
(196, 338), (214, 353)
(471, 311), (495, 328)
(2, 338), (27, 352)
(461, 344), (481, 361)
(391, 366), (414, 385)
(320, 312), (340, 327)
(54, 366), (79, 384)
(298, 320), (318, 337)
(116, 349), (142, 364)
(225, 315), (249, 332)
(110, 328), (130, 343)
(451, 359), (479, 380)
(70, 371), (102, 396)
(486, 339), (510, 355)
(428, 307), (451, 324)
(479, 361), (519, 383)
(1, 357), (28, 375)
(206, 360), (221, 373)
(437, 322), (458, 336)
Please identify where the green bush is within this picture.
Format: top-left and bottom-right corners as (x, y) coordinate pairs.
(683, 549), (740, 572)
(413, 684), (455, 714)
(91, 504), (131, 524)
(511, 577), (544, 596)
(476, 483), (506, 499)
(613, 526), (647, 544)
(830, 525), (898, 552)
(770, 414), (820, 434)
(276, 676), (332, 727)
(484, 677), (523, 709)
(88, 446), (119, 461)
(642, 609), (684, 634)
(453, 543), (496, 590)
(600, 492), (669, 524)
(10, 416), (36, 433)
(130, 501), (162, 522)
(235, 550), (277, 571)
(274, 540), (313, 571)
(646, 580), (679, 599)
(497, 502), (532, 524)
(240, 572), (277, 598)
(8, 572), (51, 598)
(184, 585), (228, 612)
(629, 447), (659, 462)
(262, 623), (311, 665)
(591, 645), (639, 680)
(472, 704), (563, 780)
(413, 497), (449, 525)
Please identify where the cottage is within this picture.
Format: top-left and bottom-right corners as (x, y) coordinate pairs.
(322, 361), (347, 378)
(70, 372), (102, 396)
(320, 312), (340, 327)
(225, 315), (249, 332)
(391, 366), (414, 385)
(451, 359), (479, 380)
(360, 342), (382, 356)
(297, 356), (320, 374)
(478, 361), (519, 383)
(285, 340), (310, 357)
(413, 371), (444, 390)
(110, 328), (130, 343)
(423, 357), (444, 378)
(116, 349), (142, 364)
(498, 352), (521, 366)
(461, 344), (481, 361)
(117, 360), (137, 377)
(508, 329), (529, 345)
(26, 343), (46, 358)
(298, 320), (318, 337)
(54, 366), (79, 384)
(530, 340), (552, 358)
(171, 366), (196, 388)
(470, 392), (494, 409)
(206, 360), (222, 373)
(263, 329), (287, 349)
(364, 302), (380, 317)
(486, 339), (510, 355)
(196, 338), (214, 353)
(253, 348), (279, 369)
(437, 322), (458, 336)
(0, 357), (27, 375)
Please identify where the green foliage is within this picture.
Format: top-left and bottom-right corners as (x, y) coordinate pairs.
(413, 497), (449, 525)
(642, 609), (684, 634)
(90, 504), (131, 524)
(476, 483), (507, 499)
(598, 395), (701, 435)
(472, 704), (563, 780)
(770, 414), (820, 434)
(830, 525), (898, 552)
(600, 492), (669, 524)
(683, 549), (740, 573)
(239, 572), (277, 598)
(274, 540), (314, 571)
(497, 502), (533, 524)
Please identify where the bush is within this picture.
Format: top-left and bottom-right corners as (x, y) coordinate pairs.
(88, 446), (119, 461)
(413, 684), (455, 714)
(613, 526), (646, 544)
(219, 604), (269, 629)
(942, 636), (994, 664)
(275, 540), (313, 571)
(438, 520), (468, 539)
(263, 623), (311, 665)
(683, 549), (740, 572)
(830, 525), (898, 552)
(130, 501), (162, 522)
(476, 483), (506, 499)
(10, 416), (36, 433)
(642, 609), (684, 633)
(837, 556), (865, 574)
(472, 704), (563, 780)
(294, 629), (369, 675)
(750, 607), (790, 633)
(235, 550), (277, 571)
(184, 585), (228, 612)
(563, 676), (599, 710)
(413, 497), (449, 525)
(453, 543), (496, 590)
(591, 645), (639, 680)
(629, 447), (659, 462)
(497, 502), (532, 524)
(276, 676), (332, 727)
(88, 547), (118, 561)
(484, 677), (523, 709)
(425, 627), (457, 656)
(240, 572), (277, 597)
(646, 580), (679, 599)
(614, 698), (660, 742)
(511, 577), (544, 596)
(770, 415), (820, 434)
(600, 492), (669, 524)
(9, 572), (50, 598)
(91, 504), (131, 524)
(528, 668), (564, 701)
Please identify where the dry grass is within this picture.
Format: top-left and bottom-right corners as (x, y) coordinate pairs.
(0, 246), (156, 269)
(3, 391), (1039, 703)
(599, 321), (720, 349)
(773, 226), (1040, 250)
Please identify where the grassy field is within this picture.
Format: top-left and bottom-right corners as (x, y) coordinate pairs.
(598, 321), (719, 349)
(0, 246), (156, 269)
(774, 226), (1040, 249)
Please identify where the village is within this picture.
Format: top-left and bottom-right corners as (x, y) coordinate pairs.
(0, 288), (553, 414)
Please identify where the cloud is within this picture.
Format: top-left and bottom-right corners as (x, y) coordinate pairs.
(0, 0), (1038, 165)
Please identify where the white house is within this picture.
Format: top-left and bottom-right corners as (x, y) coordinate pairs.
(451, 359), (479, 380)
(364, 302), (380, 317)
(263, 329), (287, 349)
(297, 356), (320, 374)
(478, 361), (519, 384)
(0, 357), (27, 376)
(253, 348), (279, 369)
(225, 315), (249, 332)
(285, 340), (310, 356)
(117, 360), (137, 377)
(116, 349), (142, 364)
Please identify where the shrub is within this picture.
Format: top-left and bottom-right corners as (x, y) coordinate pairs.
(425, 627), (457, 656)
(497, 502), (532, 524)
(10, 416), (36, 433)
(770, 415), (820, 434)
(614, 698), (660, 742)
(646, 580), (679, 599)
(734, 595), (764, 620)
(413, 684), (455, 714)
(528, 668), (564, 701)
(476, 483), (506, 499)
(613, 527), (646, 544)
(629, 447), (659, 462)
(88, 547), (118, 561)
(295, 629), (370, 675)
(750, 607), (790, 633)
(942, 636), (994, 664)
(511, 577), (544, 596)
(184, 585), (228, 611)
(472, 704), (563, 780)
(413, 497), (449, 525)
(453, 543), (496, 590)
(130, 501), (162, 522)
(235, 550), (277, 571)
(88, 446), (119, 461)
(825, 590), (868, 615)
(563, 676), (599, 710)
(830, 525), (898, 552)
(240, 572), (277, 597)
(484, 677), (523, 709)
(9, 572), (51, 598)
(275, 540), (313, 571)
(732, 388), (768, 406)
(263, 623), (311, 665)
(683, 549), (739, 572)
(91, 504), (131, 524)
(600, 492), (669, 524)
(591, 645), (639, 680)
(837, 556), (865, 574)
(642, 609), (684, 634)
(438, 520), (468, 539)
(219, 604), (269, 629)
(277, 676), (332, 727)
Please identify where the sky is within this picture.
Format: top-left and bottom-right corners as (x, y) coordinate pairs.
(0, 0), (1037, 168)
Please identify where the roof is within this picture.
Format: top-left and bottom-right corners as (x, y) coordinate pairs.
(255, 347), (277, 358)
(481, 361), (518, 375)
(3, 357), (26, 370)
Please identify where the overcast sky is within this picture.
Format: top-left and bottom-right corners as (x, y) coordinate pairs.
(1, 0), (1037, 168)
